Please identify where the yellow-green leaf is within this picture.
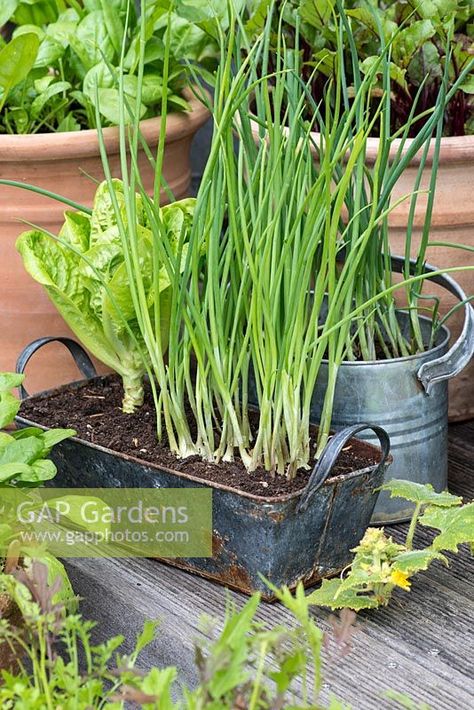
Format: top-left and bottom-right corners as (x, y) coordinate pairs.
(381, 480), (462, 507)
(306, 578), (379, 611)
(392, 549), (448, 575)
(0, 33), (40, 110)
(419, 503), (474, 552)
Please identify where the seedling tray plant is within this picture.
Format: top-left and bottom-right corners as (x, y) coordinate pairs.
(0, 371), (76, 669)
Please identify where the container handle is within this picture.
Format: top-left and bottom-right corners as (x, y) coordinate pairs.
(296, 424), (390, 513)
(16, 337), (97, 400)
(391, 255), (474, 394)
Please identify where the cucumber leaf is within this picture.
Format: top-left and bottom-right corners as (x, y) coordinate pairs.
(380, 480), (463, 507)
(392, 549), (448, 574)
(306, 578), (379, 611)
(419, 503), (474, 552)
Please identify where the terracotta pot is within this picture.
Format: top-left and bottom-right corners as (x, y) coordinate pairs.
(0, 91), (209, 394)
(361, 135), (474, 421)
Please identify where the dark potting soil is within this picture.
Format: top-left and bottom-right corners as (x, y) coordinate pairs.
(19, 376), (379, 498)
(324, 340), (427, 362)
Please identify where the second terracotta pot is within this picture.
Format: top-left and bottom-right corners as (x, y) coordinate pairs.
(0, 91), (209, 393)
(361, 134), (474, 421)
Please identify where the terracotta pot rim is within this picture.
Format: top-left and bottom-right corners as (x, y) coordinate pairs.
(0, 87), (210, 161)
(250, 117), (474, 165)
(310, 130), (474, 166)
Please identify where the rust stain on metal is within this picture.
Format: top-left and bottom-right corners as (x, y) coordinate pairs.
(293, 563), (345, 592)
(244, 504), (273, 521)
(268, 510), (285, 523)
(161, 557), (255, 596)
(350, 483), (370, 497)
(223, 562), (253, 590)
(212, 531), (225, 555)
(215, 546), (254, 591)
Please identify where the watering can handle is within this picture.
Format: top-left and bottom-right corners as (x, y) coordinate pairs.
(296, 424), (390, 513)
(16, 337), (98, 400)
(391, 255), (474, 395)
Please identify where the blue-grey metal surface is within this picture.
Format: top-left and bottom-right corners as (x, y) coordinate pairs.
(413, 261), (474, 393)
(17, 404), (388, 598)
(312, 261), (474, 524)
(15, 345), (390, 599)
(312, 315), (450, 523)
(16, 336), (97, 399)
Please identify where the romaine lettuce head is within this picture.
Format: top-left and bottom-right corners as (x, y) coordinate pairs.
(17, 179), (196, 413)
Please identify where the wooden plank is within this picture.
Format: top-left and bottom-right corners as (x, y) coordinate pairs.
(63, 422), (474, 708)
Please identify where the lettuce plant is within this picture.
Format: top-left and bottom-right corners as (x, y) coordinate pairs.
(0, 0), (217, 134)
(16, 180), (196, 413)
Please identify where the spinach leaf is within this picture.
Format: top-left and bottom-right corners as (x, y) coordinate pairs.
(0, 33), (39, 112)
(0, 0), (19, 27)
(0, 1), (217, 134)
(0, 373), (74, 488)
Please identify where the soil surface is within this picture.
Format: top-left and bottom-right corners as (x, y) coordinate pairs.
(0, 591), (22, 673)
(19, 376), (379, 498)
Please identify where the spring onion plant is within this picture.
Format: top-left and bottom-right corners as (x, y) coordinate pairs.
(12, 1), (474, 477)
(306, 1), (474, 442)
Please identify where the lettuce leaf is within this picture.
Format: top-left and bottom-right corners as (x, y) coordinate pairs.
(17, 179), (195, 413)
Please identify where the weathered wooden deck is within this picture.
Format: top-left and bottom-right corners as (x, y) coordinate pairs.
(65, 420), (474, 709)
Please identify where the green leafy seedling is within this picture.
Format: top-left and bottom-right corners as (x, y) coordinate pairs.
(0, 33), (40, 111)
(419, 503), (474, 553)
(306, 481), (471, 612)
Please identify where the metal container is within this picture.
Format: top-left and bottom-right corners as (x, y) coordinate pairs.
(15, 338), (391, 600)
(312, 258), (474, 524)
